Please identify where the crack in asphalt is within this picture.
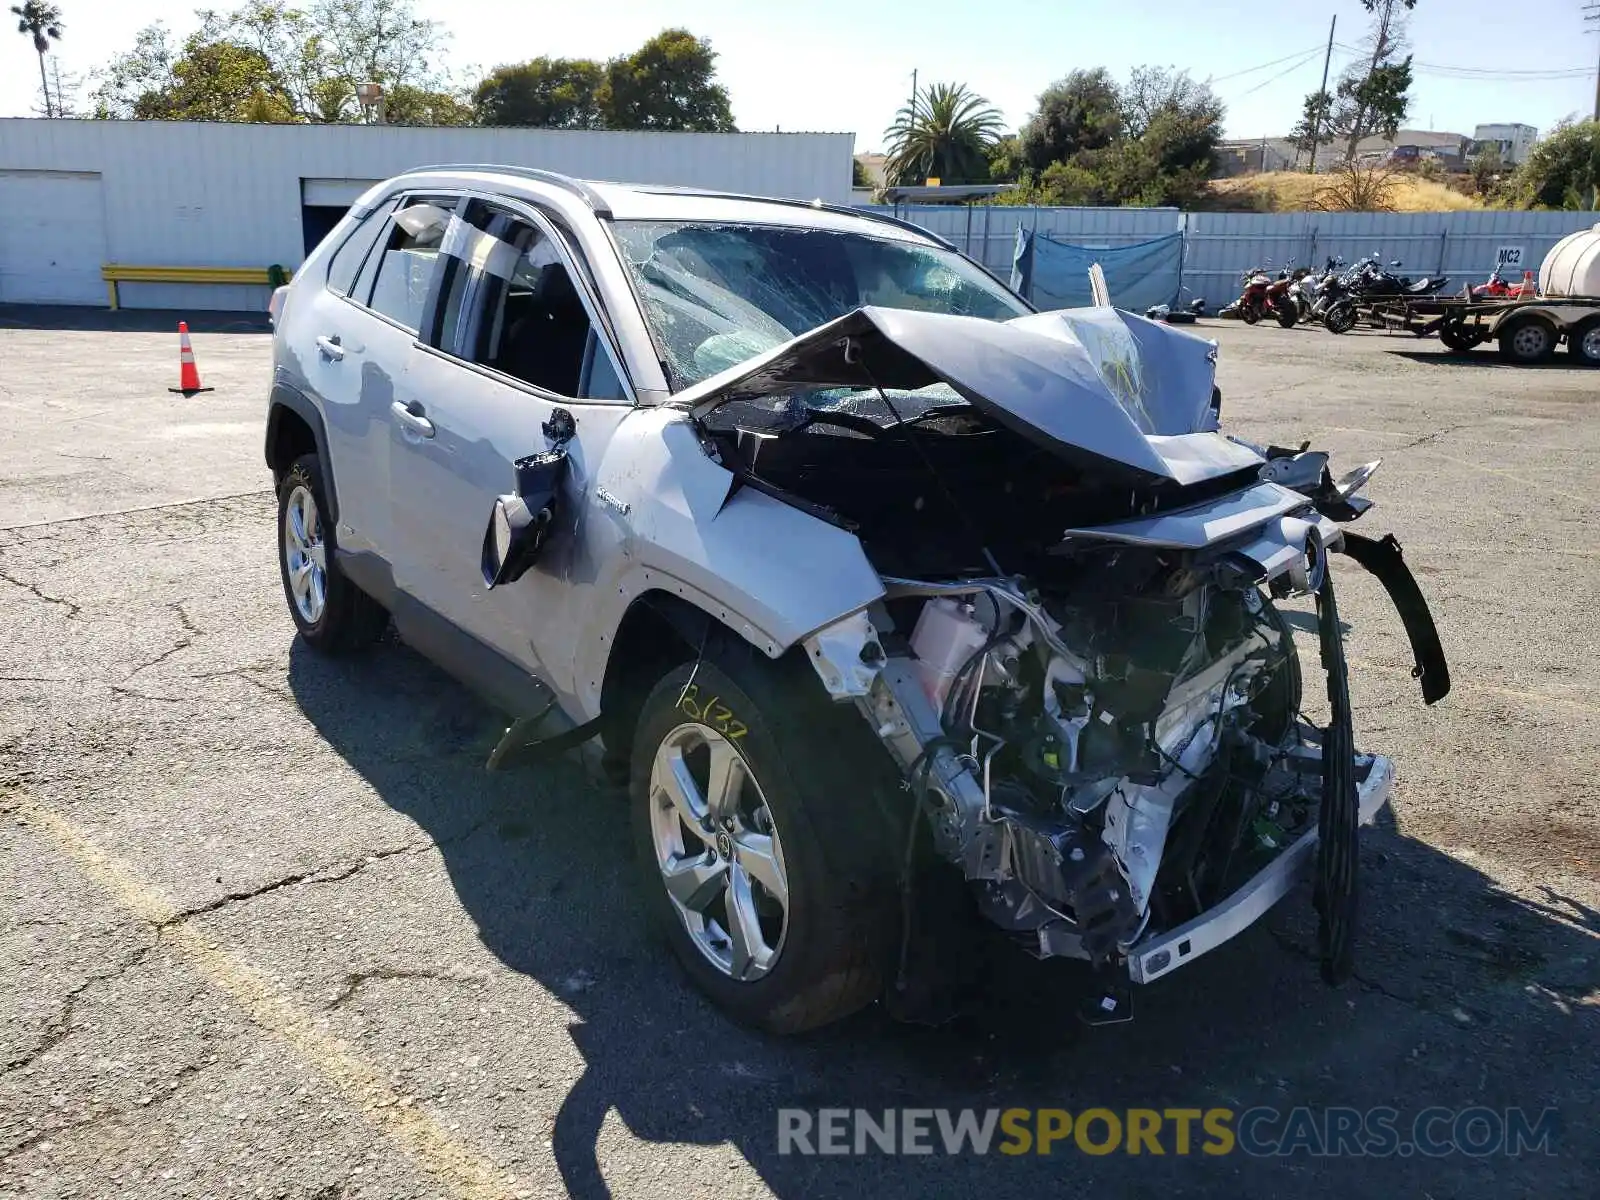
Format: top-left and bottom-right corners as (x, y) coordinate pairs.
(0, 1055), (221, 1161)
(1, 937), (160, 1078)
(0, 568), (81, 618)
(151, 813), (498, 935)
(1392, 422), (1472, 452)
(324, 967), (487, 1011)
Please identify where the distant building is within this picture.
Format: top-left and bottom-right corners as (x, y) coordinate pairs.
(1471, 123), (1538, 167)
(1354, 129), (1472, 171)
(1214, 138), (1298, 177)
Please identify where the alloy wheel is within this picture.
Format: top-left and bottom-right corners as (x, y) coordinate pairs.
(282, 484), (328, 624)
(648, 722), (789, 981)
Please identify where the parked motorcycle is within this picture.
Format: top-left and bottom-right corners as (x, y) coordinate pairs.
(1222, 261), (1301, 327)
(1322, 257), (1452, 334)
(1465, 266), (1536, 301)
(1291, 257), (1343, 323)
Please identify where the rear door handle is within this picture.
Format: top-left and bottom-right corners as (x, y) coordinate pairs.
(390, 400), (434, 439)
(316, 334), (344, 361)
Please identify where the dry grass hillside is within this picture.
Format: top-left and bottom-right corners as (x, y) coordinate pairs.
(1208, 170), (1485, 213)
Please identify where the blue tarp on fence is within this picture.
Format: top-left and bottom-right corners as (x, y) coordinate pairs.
(1009, 228), (1184, 312)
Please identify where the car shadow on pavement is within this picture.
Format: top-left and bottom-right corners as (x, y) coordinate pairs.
(287, 636), (1598, 1199)
(0, 304), (271, 334)
(1384, 349), (1593, 370)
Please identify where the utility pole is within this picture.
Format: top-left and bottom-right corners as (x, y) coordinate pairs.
(1587, 2), (1600, 121)
(910, 68), (918, 117)
(1308, 14), (1337, 175)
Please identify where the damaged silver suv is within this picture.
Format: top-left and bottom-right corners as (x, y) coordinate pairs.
(265, 167), (1448, 1032)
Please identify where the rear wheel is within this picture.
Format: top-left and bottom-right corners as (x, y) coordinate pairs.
(630, 648), (899, 1033)
(276, 454), (388, 652)
(1275, 304), (1299, 328)
(1240, 303), (1261, 325)
(1569, 316), (1600, 365)
(1497, 316), (1556, 364)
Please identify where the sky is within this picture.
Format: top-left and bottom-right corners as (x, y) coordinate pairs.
(4, 0), (1597, 151)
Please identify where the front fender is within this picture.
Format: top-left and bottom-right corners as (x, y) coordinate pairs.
(568, 410), (885, 719)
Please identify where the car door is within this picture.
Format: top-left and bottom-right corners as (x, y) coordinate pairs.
(386, 196), (634, 695)
(300, 192), (454, 559)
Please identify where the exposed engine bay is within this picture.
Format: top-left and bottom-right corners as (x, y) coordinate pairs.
(673, 303), (1451, 998)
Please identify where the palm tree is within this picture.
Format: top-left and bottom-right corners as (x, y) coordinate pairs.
(11, 1), (64, 118)
(882, 82), (1005, 187)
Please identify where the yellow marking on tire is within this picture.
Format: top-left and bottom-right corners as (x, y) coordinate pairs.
(13, 793), (517, 1200)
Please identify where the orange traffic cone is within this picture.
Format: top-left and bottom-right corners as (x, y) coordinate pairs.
(169, 321), (214, 395)
(1520, 269), (1537, 297)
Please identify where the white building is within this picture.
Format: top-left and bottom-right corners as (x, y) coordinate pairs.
(1472, 123), (1538, 167)
(0, 119), (854, 310)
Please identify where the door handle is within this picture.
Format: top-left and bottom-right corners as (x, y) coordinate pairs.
(316, 334), (344, 361)
(390, 400), (434, 439)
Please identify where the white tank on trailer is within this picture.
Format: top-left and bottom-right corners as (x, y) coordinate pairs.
(1539, 222), (1600, 298)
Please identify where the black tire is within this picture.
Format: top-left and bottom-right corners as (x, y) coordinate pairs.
(1275, 304), (1299, 328)
(629, 645), (900, 1033)
(1568, 316), (1600, 366)
(1324, 302), (1357, 334)
(1497, 316), (1556, 364)
(1240, 303), (1261, 325)
(1437, 323), (1481, 354)
(276, 453), (388, 653)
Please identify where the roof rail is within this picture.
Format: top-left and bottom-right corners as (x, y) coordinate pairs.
(620, 184), (957, 250)
(405, 164), (611, 216)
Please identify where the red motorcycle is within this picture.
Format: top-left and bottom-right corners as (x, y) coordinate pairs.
(1466, 267), (1536, 301)
(1221, 263), (1301, 327)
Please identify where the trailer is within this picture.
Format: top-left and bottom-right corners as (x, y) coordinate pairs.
(1368, 295), (1600, 364)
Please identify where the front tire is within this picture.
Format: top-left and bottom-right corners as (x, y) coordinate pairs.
(1324, 302), (1357, 334)
(1275, 304), (1299, 328)
(629, 650), (898, 1033)
(276, 454), (388, 653)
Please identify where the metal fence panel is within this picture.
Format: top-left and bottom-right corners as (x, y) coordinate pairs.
(868, 202), (1597, 304)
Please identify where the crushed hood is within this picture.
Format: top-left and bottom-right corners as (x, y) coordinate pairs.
(668, 305), (1263, 485)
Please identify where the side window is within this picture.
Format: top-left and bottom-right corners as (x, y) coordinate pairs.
(325, 197), (397, 296)
(434, 200), (621, 400)
(365, 196), (455, 333)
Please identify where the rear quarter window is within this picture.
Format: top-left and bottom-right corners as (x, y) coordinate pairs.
(325, 198), (398, 296)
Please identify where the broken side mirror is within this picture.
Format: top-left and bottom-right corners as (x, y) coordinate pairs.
(481, 448), (569, 589)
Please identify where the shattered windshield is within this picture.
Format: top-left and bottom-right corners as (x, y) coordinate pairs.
(608, 220), (1031, 389)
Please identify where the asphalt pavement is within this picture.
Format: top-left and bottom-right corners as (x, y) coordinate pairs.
(2, 310), (1596, 1199)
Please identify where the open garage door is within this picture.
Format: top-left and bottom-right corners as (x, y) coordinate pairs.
(301, 177), (383, 256)
(0, 170), (108, 306)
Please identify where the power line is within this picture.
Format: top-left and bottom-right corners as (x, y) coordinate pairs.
(1224, 49), (1328, 98)
(1206, 44), (1328, 84)
(1331, 41), (1592, 79)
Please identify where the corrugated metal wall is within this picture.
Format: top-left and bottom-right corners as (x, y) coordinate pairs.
(869, 201), (1598, 303)
(863, 204), (1181, 276)
(1180, 210), (1598, 301)
(0, 119), (853, 309)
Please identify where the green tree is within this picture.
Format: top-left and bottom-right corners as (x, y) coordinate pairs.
(1017, 68), (1122, 173)
(1334, 0), (1418, 162)
(883, 81), (1004, 185)
(599, 29), (734, 131)
(91, 0), (455, 123)
(1507, 119), (1600, 210)
(985, 134), (1023, 184)
(475, 57), (604, 128)
(1289, 90), (1334, 169)
(1467, 142), (1504, 197)
(11, 1), (64, 118)
(851, 156), (873, 188)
